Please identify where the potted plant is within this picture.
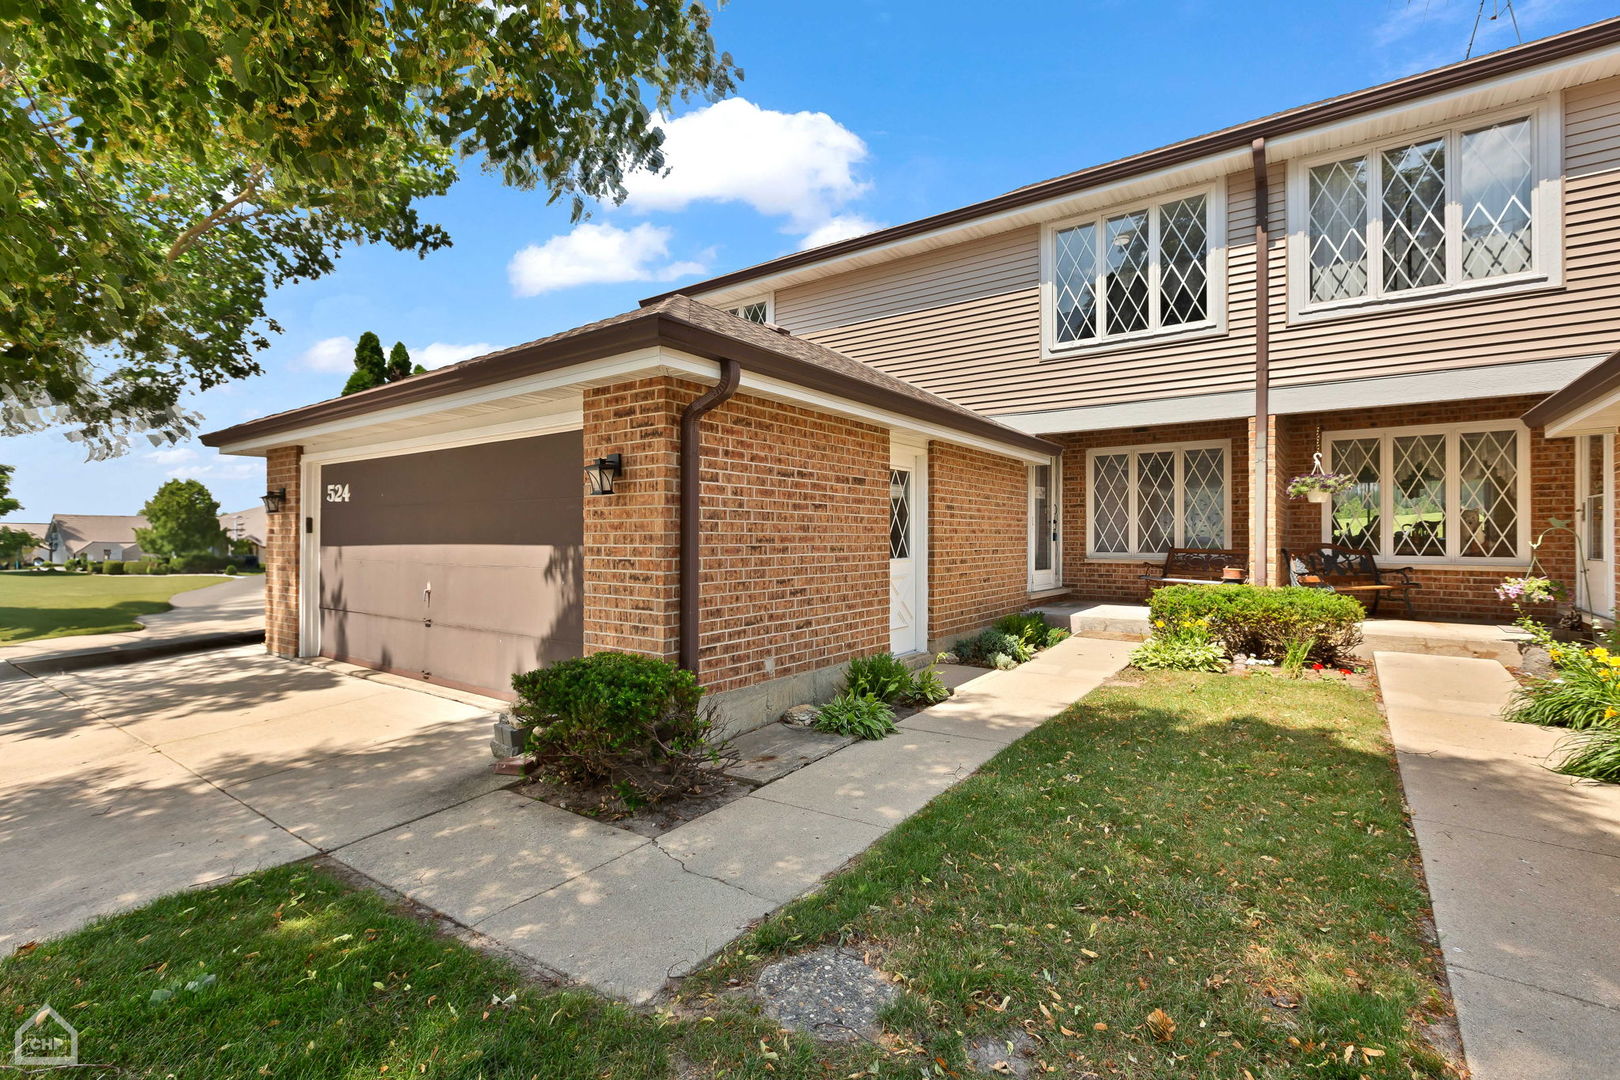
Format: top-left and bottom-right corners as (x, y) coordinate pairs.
(1287, 472), (1356, 504)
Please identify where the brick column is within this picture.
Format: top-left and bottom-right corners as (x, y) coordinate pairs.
(264, 445), (303, 657)
(581, 377), (690, 662)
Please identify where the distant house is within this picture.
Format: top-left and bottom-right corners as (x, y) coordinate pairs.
(218, 505), (267, 560)
(43, 514), (149, 563)
(0, 522), (51, 565)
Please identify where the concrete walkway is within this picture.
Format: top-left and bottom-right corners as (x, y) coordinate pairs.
(1375, 652), (1620, 1080)
(0, 575), (265, 669)
(0, 635), (1132, 1005)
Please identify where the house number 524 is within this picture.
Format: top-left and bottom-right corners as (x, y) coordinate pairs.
(325, 483), (351, 503)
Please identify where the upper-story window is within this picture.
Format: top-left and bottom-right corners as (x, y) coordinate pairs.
(1046, 188), (1220, 350)
(727, 295), (773, 324)
(1292, 102), (1560, 316)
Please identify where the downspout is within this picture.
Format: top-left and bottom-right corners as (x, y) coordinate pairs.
(679, 358), (742, 673)
(1251, 137), (1271, 586)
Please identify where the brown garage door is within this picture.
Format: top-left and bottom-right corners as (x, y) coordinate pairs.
(318, 431), (583, 697)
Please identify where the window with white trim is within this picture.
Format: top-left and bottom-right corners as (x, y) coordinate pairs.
(1295, 103), (1557, 313)
(1047, 188), (1219, 349)
(726, 295), (773, 325)
(1087, 441), (1228, 556)
(1322, 422), (1527, 563)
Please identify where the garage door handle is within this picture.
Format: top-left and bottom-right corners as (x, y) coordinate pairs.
(423, 583), (432, 604)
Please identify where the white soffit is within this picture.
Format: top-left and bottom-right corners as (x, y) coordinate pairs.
(996, 355), (1608, 435)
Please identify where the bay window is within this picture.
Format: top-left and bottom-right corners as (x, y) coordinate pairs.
(1048, 187), (1220, 349)
(1088, 442), (1228, 556)
(1323, 422), (1527, 563)
(1295, 104), (1556, 313)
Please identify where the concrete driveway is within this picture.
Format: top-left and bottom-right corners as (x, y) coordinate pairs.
(0, 645), (506, 948)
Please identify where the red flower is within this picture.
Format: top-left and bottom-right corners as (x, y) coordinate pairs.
(1339, 669), (1353, 676)
(1311, 663), (1324, 670)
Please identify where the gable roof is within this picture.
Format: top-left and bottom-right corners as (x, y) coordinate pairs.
(202, 295), (1059, 455)
(642, 16), (1620, 306)
(49, 514), (148, 553)
(219, 505), (268, 545)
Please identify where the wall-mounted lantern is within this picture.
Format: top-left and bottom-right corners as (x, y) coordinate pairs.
(261, 487), (288, 513)
(584, 454), (623, 497)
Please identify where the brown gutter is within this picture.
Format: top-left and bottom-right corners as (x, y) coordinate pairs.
(679, 359), (741, 673)
(1522, 347), (1620, 429)
(643, 17), (1620, 306)
(1251, 138), (1271, 587)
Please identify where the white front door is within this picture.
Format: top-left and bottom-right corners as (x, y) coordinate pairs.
(889, 442), (926, 654)
(1577, 434), (1613, 620)
(1029, 461), (1058, 590)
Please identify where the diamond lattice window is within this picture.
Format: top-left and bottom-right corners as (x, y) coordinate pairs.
(1309, 158), (1369, 302)
(1325, 426), (1523, 561)
(1183, 448), (1226, 548)
(1054, 223), (1098, 343)
(1459, 430), (1519, 558)
(1136, 451), (1176, 553)
(1090, 444), (1225, 555)
(1159, 195), (1209, 325)
(889, 470), (912, 560)
(1051, 192), (1211, 346)
(1460, 119), (1534, 281)
(730, 300), (769, 324)
(1104, 211), (1151, 334)
(1330, 438), (1382, 550)
(1091, 454), (1131, 554)
(1382, 139), (1448, 293)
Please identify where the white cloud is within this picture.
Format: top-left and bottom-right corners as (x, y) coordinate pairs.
(623, 98), (871, 236)
(297, 335), (356, 373)
(145, 446), (200, 466)
(508, 222), (709, 296)
(413, 342), (496, 369)
(168, 461), (259, 482)
(799, 214), (884, 251)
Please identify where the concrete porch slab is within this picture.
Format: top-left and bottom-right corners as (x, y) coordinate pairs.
(332, 791), (647, 926)
(474, 844), (777, 1004)
(725, 723), (853, 785)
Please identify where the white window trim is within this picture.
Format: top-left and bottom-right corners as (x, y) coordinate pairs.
(1028, 457), (1061, 590)
(1319, 419), (1531, 567)
(1040, 179), (1228, 358)
(1286, 96), (1563, 324)
(727, 293), (775, 325)
(1085, 439), (1232, 559)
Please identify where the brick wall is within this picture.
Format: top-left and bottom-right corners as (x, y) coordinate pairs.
(582, 377), (889, 693)
(264, 445), (302, 657)
(929, 441), (1031, 642)
(1053, 418), (1252, 602)
(1279, 395), (1571, 623)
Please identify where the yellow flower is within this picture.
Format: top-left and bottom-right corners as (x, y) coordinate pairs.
(1606, 707), (1617, 719)
(1605, 657), (1620, 667)
(1591, 646), (1609, 659)
(1154, 620), (1165, 628)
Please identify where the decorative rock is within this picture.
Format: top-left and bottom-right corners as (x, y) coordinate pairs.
(490, 716), (533, 759)
(756, 946), (899, 1042)
(780, 704), (821, 727)
(936, 652), (959, 665)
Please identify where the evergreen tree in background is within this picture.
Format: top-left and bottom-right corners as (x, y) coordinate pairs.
(341, 332), (389, 396)
(387, 341), (426, 380)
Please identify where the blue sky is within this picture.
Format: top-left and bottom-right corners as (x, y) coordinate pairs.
(5, 0), (1616, 521)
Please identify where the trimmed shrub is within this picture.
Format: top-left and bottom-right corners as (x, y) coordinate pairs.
(91, 560), (106, 574)
(511, 652), (728, 805)
(813, 691), (897, 740)
(171, 552), (229, 573)
(1147, 585), (1363, 663)
(105, 560), (126, 575)
(225, 564), (239, 576)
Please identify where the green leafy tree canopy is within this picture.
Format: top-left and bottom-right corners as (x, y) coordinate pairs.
(2, 1), (739, 456)
(134, 478), (226, 557)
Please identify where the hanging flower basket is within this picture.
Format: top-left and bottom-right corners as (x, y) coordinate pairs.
(1287, 472), (1356, 503)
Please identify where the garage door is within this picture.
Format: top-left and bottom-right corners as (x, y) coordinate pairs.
(317, 431), (584, 697)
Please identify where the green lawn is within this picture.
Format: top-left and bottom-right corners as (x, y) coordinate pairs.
(0, 573), (225, 642)
(0, 673), (1451, 1078)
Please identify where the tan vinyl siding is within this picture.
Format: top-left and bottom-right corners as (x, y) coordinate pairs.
(786, 170), (1262, 414)
(781, 76), (1620, 416)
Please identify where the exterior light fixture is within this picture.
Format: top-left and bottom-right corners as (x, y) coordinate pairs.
(261, 487), (288, 513)
(584, 454), (623, 496)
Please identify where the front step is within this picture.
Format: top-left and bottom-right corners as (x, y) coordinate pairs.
(1030, 602), (1150, 639)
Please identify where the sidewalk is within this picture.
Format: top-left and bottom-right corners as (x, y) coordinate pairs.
(328, 636), (1136, 1003)
(0, 575), (264, 672)
(1375, 652), (1620, 1080)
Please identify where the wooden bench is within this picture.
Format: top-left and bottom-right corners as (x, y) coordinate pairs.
(1140, 547), (1247, 594)
(1284, 544), (1419, 617)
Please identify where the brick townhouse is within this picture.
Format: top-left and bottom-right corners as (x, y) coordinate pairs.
(205, 18), (1620, 727)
